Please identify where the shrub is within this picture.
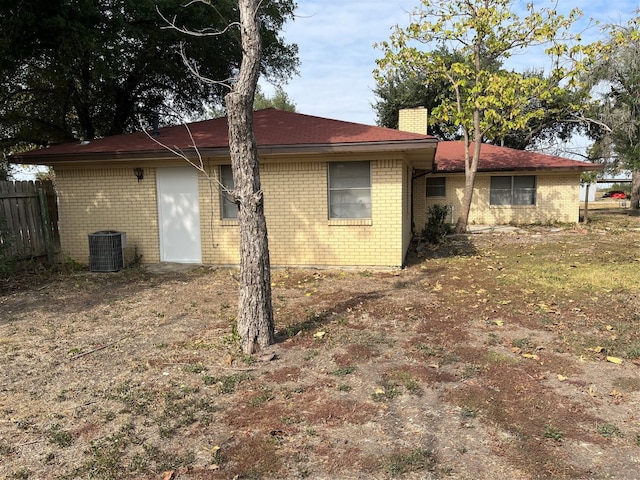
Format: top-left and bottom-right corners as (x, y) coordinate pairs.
(422, 204), (451, 244)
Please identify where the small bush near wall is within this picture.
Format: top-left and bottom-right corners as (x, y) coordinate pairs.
(422, 204), (452, 244)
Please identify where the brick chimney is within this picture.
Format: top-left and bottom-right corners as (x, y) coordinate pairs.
(398, 107), (428, 135)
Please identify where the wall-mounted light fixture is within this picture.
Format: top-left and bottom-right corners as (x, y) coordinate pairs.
(133, 167), (144, 182)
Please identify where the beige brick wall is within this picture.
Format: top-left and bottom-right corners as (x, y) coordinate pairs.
(201, 158), (407, 267)
(402, 163), (413, 255)
(414, 172), (582, 229)
(398, 108), (428, 135)
(57, 156), (410, 268)
(55, 166), (160, 264)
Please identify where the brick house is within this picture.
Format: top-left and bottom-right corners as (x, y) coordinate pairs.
(12, 109), (436, 268)
(414, 140), (601, 228)
(11, 108), (599, 268)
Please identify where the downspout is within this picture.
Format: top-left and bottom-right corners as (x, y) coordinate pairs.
(411, 162), (438, 236)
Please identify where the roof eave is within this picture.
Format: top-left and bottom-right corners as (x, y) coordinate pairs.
(436, 165), (603, 174)
(10, 139), (439, 165)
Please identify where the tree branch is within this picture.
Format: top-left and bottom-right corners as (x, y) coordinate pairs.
(156, 6), (240, 37)
(178, 42), (233, 89)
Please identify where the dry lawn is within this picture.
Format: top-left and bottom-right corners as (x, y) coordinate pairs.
(1, 208), (640, 479)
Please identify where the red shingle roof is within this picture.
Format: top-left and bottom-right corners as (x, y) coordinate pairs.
(435, 141), (601, 172)
(11, 108), (435, 162)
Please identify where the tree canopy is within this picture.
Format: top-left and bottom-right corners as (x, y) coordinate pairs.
(373, 48), (467, 139)
(254, 85), (296, 112)
(209, 85), (297, 117)
(586, 16), (640, 212)
(375, 0), (590, 232)
(0, 0), (298, 152)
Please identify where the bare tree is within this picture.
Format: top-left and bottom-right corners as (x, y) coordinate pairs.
(162, 0), (275, 354)
(226, 0), (274, 353)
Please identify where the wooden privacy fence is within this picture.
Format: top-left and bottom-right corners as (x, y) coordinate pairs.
(0, 180), (59, 262)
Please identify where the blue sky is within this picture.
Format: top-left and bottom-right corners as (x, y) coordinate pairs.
(261, 0), (640, 126)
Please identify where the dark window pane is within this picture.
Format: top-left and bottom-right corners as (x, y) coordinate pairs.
(426, 177), (446, 197)
(220, 165), (237, 219)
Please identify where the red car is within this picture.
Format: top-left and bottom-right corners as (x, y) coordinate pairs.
(602, 191), (629, 199)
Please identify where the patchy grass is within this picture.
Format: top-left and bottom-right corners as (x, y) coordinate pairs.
(1, 211), (639, 479)
(383, 447), (437, 476)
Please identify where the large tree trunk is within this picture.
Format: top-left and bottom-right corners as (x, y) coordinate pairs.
(583, 183), (590, 224)
(455, 170), (476, 233)
(630, 168), (640, 216)
(226, 0), (274, 354)
(455, 137), (482, 233)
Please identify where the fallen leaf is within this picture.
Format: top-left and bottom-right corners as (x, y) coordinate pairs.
(313, 331), (326, 339)
(432, 282), (443, 291)
(521, 353), (540, 360)
(557, 374), (568, 381)
(492, 319), (504, 327)
(606, 356), (623, 365)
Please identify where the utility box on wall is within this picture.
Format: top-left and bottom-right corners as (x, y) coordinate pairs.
(88, 231), (126, 272)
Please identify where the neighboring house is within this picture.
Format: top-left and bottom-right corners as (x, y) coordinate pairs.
(10, 108), (600, 268)
(11, 108), (436, 268)
(413, 141), (601, 228)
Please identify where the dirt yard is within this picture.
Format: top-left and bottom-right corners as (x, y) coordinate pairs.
(1, 209), (640, 479)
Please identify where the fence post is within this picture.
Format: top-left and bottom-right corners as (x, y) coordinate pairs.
(38, 187), (54, 264)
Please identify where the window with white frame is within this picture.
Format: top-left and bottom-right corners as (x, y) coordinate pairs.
(426, 177), (446, 197)
(328, 161), (371, 219)
(490, 175), (536, 205)
(220, 165), (238, 219)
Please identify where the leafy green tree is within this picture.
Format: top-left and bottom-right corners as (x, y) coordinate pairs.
(0, 0), (298, 151)
(0, 155), (9, 180)
(373, 48), (467, 139)
(499, 70), (588, 151)
(587, 17), (640, 213)
(374, 65), (585, 149)
(210, 85), (296, 117)
(254, 85), (296, 111)
(376, 0), (589, 232)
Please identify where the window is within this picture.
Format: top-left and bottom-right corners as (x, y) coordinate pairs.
(328, 161), (371, 219)
(490, 176), (536, 205)
(426, 177), (446, 197)
(220, 165), (237, 219)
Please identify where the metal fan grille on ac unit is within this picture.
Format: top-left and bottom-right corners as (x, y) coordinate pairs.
(88, 231), (125, 272)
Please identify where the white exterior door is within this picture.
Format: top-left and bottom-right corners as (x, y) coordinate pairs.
(157, 167), (202, 263)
